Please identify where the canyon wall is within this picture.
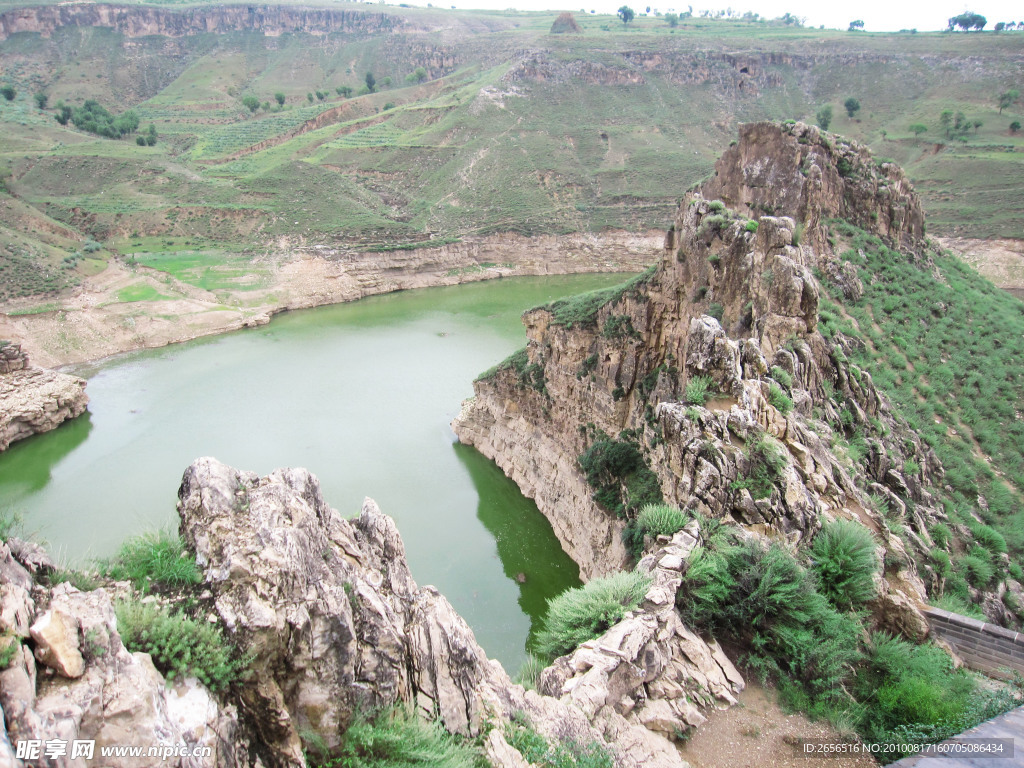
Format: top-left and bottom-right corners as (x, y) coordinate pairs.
(0, 342), (87, 452)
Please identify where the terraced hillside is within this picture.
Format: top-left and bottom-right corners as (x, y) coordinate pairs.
(0, 2), (1021, 314)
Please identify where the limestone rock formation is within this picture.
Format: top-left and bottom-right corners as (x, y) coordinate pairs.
(454, 121), (941, 639)
(0, 343), (88, 451)
(178, 457), (739, 767)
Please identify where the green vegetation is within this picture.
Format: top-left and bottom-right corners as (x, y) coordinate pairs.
(542, 269), (653, 330)
(534, 569), (651, 659)
(815, 105), (833, 130)
(766, 383), (794, 415)
(623, 502), (689, 557)
(809, 519), (879, 611)
(823, 224), (1024, 578)
(99, 529), (201, 591)
(506, 713), (613, 768)
(684, 375), (714, 405)
(60, 100), (140, 139)
(730, 432), (787, 499)
(308, 707), (481, 768)
(676, 527), (1020, 750)
(769, 365), (793, 390)
(477, 346), (546, 393)
(578, 431), (663, 516)
(115, 600), (246, 691)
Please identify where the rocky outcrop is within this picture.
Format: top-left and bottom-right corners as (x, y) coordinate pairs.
(454, 122), (938, 639)
(700, 121), (925, 252)
(0, 344), (88, 451)
(0, 553), (232, 768)
(0, 4), (411, 41)
(539, 523), (744, 738)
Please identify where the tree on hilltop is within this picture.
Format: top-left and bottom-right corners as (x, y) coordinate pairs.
(848, 19), (864, 31)
(617, 5), (635, 24)
(909, 123), (928, 142)
(550, 12), (581, 33)
(948, 11), (986, 30)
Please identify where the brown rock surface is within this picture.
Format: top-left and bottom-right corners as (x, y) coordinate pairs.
(0, 345), (88, 450)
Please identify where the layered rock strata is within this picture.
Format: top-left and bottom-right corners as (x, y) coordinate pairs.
(0, 343), (88, 451)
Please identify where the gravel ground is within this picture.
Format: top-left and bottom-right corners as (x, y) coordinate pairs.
(678, 683), (878, 768)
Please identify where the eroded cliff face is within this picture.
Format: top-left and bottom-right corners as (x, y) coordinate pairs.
(454, 121), (964, 639)
(0, 343), (88, 452)
(0, 4), (412, 41)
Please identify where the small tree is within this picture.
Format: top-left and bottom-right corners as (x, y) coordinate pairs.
(972, 119), (983, 133)
(34, 92), (47, 110)
(146, 123), (157, 146)
(848, 19), (864, 31)
(617, 5), (635, 24)
(815, 104), (833, 130)
(405, 66), (429, 83)
(241, 95), (260, 113)
(315, 91), (326, 101)
(843, 97), (861, 119)
(1011, 120), (1022, 134)
(306, 92), (314, 103)
(0, 86), (15, 101)
(365, 72), (376, 93)
(940, 109), (953, 137)
(274, 92), (286, 106)
(998, 89), (1019, 115)
(664, 12), (678, 26)
(909, 123), (927, 141)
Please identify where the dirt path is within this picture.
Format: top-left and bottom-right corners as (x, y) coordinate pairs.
(679, 683), (878, 768)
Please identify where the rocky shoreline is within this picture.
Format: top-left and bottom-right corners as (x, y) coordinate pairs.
(0, 343), (88, 452)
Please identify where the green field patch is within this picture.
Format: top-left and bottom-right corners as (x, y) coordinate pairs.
(134, 251), (270, 292)
(116, 284), (174, 303)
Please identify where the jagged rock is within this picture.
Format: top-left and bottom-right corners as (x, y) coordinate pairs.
(539, 528), (743, 741)
(0, 367), (89, 452)
(7, 537), (54, 575)
(30, 608), (85, 679)
(177, 457), (686, 767)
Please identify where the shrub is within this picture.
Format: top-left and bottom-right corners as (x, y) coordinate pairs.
(698, 214), (729, 239)
(514, 654), (546, 690)
(637, 503), (688, 537)
(321, 707), (481, 768)
(100, 529), (201, 591)
(767, 383), (794, 415)
(685, 376), (714, 405)
(115, 601), (246, 690)
(731, 432), (787, 499)
(707, 302), (724, 321)
(578, 433), (662, 517)
(959, 553), (994, 588)
(810, 519), (879, 611)
(744, 220), (759, 233)
(0, 636), (19, 669)
(708, 200), (726, 213)
(535, 570), (651, 659)
(769, 365), (793, 390)
(506, 717), (613, 768)
(967, 521), (1007, 555)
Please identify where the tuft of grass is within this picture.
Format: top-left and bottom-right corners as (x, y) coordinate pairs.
(535, 570), (652, 660)
(312, 707), (481, 768)
(769, 365), (793, 390)
(767, 383), (794, 415)
(636, 503), (689, 538)
(100, 529), (201, 591)
(809, 519), (879, 611)
(514, 654), (547, 691)
(731, 432), (787, 499)
(115, 600), (246, 691)
(684, 375), (714, 406)
(505, 717), (614, 768)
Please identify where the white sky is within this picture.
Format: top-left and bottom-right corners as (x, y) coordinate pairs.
(437, 0), (1024, 32)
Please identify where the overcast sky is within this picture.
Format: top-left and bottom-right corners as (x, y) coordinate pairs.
(439, 0), (1023, 32)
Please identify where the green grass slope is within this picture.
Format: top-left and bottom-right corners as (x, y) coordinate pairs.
(0, 5), (1022, 299)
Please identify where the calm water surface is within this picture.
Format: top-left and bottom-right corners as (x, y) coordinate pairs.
(0, 274), (631, 670)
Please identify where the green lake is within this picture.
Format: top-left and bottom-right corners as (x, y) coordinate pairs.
(0, 273), (632, 671)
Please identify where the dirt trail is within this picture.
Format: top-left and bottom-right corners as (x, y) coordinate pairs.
(679, 683), (878, 768)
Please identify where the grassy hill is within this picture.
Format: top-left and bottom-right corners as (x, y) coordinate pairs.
(0, 3), (1022, 302)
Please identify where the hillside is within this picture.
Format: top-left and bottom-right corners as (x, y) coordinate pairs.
(0, 2), (1021, 341)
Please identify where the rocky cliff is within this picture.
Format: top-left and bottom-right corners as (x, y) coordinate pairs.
(0, 343), (87, 452)
(0, 4), (412, 42)
(0, 458), (745, 767)
(454, 121), (993, 637)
